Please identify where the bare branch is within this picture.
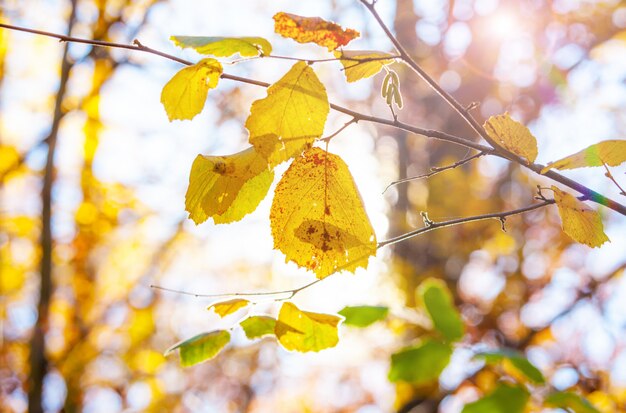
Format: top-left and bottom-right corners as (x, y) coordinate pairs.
(150, 279), (322, 301)
(383, 151), (486, 193)
(377, 200), (554, 248)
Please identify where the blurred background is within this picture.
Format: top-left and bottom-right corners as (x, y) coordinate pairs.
(1, 0), (625, 412)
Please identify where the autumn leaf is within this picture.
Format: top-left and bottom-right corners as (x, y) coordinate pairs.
(484, 113), (538, 163)
(207, 299), (249, 317)
(165, 330), (230, 367)
(417, 278), (464, 342)
(246, 61), (329, 166)
(185, 147), (274, 225)
(552, 186), (609, 248)
(388, 339), (452, 384)
(160, 58), (223, 121)
(462, 383), (529, 413)
(270, 147), (377, 278)
(170, 36), (272, 57)
(545, 391), (601, 413)
(240, 316), (276, 339)
(273, 12), (359, 51)
(0, 145), (20, 177)
(476, 349), (545, 384)
(333, 50), (394, 83)
(275, 302), (340, 352)
(541, 140), (626, 173)
(338, 305), (388, 328)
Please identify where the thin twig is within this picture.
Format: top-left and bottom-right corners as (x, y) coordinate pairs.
(382, 151), (486, 193)
(320, 117), (358, 143)
(377, 200), (554, 248)
(150, 279), (322, 300)
(603, 163), (626, 196)
(2, 22), (625, 216)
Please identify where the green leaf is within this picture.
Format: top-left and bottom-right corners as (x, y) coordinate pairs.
(338, 305), (388, 328)
(462, 383), (529, 413)
(388, 339), (452, 384)
(207, 299), (249, 317)
(171, 36), (272, 57)
(476, 349), (545, 384)
(417, 278), (464, 342)
(160, 58), (223, 121)
(165, 330), (230, 367)
(275, 302), (341, 352)
(240, 316), (276, 339)
(545, 392), (601, 413)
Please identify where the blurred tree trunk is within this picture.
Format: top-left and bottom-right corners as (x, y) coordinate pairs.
(27, 1), (78, 412)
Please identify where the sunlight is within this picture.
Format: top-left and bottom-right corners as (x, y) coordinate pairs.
(487, 10), (521, 39)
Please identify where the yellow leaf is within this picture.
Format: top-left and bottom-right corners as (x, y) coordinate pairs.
(270, 147), (377, 278)
(552, 186), (609, 248)
(160, 58), (223, 121)
(0, 145), (20, 176)
(185, 147), (274, 225)
(541, 140), (626, 173)
(208, 299), (250, 317)
(275, 302), (341, 352)
(170, 36), (272, 57)
(273, 12), (359, 51)
(334, 50), (394, 83)
(484, 113), (538, 163)
(246, 61), (329, 166)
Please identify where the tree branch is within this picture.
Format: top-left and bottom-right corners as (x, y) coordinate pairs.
(383, 150), (486, 193)
(377, 199), (554, 248)
(357, 0), (626, 216)
(150, 279), (322, 301)
(1, 22), (624, 216)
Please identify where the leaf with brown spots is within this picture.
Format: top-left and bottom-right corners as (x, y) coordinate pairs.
(270, 147), (377, 278)
(273, 12), (359, 51)
(185, 147), (274, 225)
